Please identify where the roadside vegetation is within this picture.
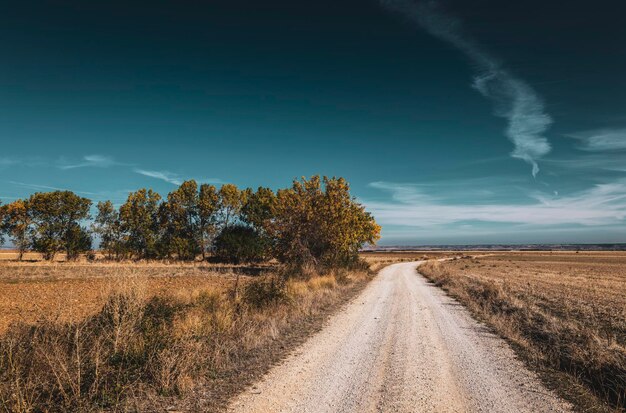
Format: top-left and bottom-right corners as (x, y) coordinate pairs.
(0, 176), (382, 412)
(0, 271), (369, 412)
(419, 253), (626, 412)
(0, 267), (372, 411)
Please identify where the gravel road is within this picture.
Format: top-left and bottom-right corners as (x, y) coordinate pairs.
(228, 261), (572, 413)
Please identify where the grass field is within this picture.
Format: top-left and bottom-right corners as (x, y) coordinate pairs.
(0, 251), (433, 412)
(419, 252), (626, 412)
(359, 250), (462, 271)
(4, 251), (622, 411)
(0, 262), (253, 334)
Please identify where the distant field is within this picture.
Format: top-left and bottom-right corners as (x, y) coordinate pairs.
(0, 250), (69, 261)
(0, 261), (265, 333)
(360, 250), (466, 271)
(420, 251), (626, 411)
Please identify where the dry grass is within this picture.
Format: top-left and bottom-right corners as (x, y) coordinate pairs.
(0, 262), (269, 334)
(0, 254), (406, 412)
(419, 252), (626, 412)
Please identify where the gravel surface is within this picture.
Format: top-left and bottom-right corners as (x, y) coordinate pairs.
(228, 262), (572, 413)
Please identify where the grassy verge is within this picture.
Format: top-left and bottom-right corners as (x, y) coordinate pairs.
(0, 267), (371, 412)
(419, 258), (625, 413)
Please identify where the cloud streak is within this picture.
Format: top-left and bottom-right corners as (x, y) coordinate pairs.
(134, 169), (184, 185)
(366, 181), (626, 227)
(380, 0), (552, 176)
(0, 158), (18, 168)
(567, 128), (626, 151)
(57, 154), (120, 170)
(7, 181), (100, 196)
(134, 169), (223, 186)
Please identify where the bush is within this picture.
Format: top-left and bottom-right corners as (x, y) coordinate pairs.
(213, 224), (268, 264)
(243, 276), (289, 308)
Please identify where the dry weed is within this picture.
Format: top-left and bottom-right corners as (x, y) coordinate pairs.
(420, 253), (626, 412)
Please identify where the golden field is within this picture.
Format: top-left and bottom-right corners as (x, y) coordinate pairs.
(2, 250), (624, 411)
(420, 252), (626, 412)
(0, 262), (253, 334)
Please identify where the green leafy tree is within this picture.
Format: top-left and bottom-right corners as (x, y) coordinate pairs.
(162, 180), (201, 260)
(241, 186), (277, 258)
(198, 184), (219, 259)
(64, 223), (92, 261)
(1, 200), (31, 260)
(241, 187), (277, 232)
(93, 200), (126, 260)
(214, 224), (268, 264)
(118, 189), (162, 259)
(28, 191), (92, 261)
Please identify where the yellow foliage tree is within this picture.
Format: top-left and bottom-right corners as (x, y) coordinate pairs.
(270, 176), (380, 270)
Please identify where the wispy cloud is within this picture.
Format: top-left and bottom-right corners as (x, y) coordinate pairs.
(133, 169), (223, 186)
(0, 157), (47, 168)
(0, 158), (18, 168)
(134, 169), (183, 185)
(57, 154), (121, 170)
(567, 128), (626, 152)
(366, 180), (626, 227)
(7, 181), (100, 196)
(380, 0), (552, 176)
(7, 181), (137, 203)
(543, 155), (626, 173)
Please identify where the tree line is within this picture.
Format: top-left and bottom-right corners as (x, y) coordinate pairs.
(0, 176), (381, 269)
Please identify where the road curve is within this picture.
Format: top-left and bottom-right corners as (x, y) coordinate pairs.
(228, 262), (571, 413)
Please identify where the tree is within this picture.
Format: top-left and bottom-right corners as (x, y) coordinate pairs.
(319, 177), (381, 267)
(0, 202), (5, 247)
(241, 187), (277, 232)
(28, 191), (92, 261)
(1, 200), (31, 260)
(270, 176), (380, 270)
(118, 189), (161, 259)
(240, 187), (276, 258)
(162, 180), (201, 260)
(64, 223), (92, 261)
(213, 224), (268, 264)
(93, 201), (126, 260)
(218, 184), (244, 228)
(198, 184), (219, 259)
(271, 176), (325, 269)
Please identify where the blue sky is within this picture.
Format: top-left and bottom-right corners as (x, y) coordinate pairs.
(1, 0), (625, 245)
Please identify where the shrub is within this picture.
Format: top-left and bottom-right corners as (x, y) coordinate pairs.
(213, 224), (268, 264)
(243, 276), (289, 308)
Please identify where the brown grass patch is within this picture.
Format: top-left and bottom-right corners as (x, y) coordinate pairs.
(419, 252), (626, 412)
(0, 263), (259, 334)
(0, 258), (387, 412)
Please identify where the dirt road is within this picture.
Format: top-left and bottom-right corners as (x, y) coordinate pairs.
(229, 262), (571, 413)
